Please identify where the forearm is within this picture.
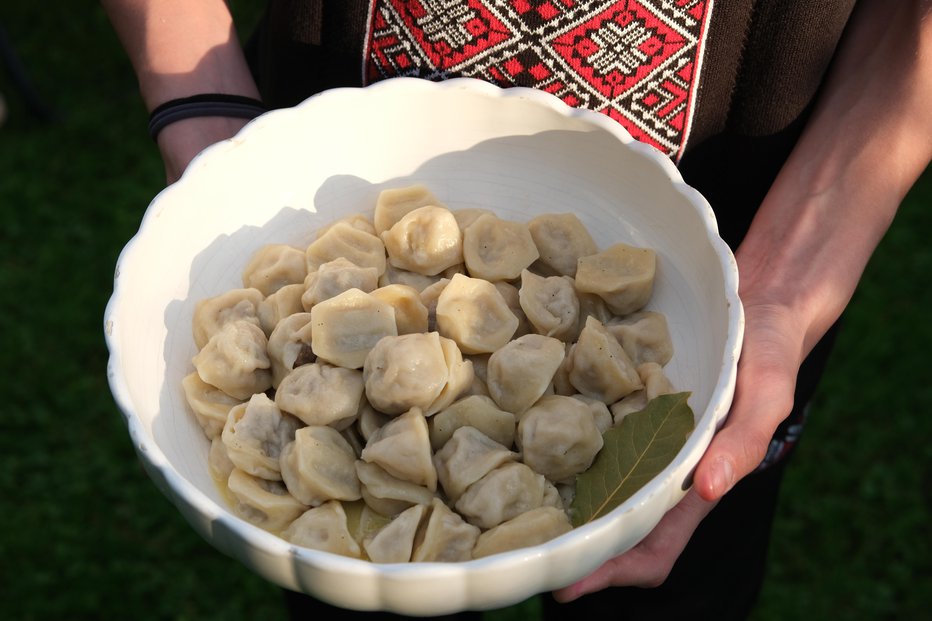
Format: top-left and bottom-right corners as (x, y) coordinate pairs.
(737, 0), (932, 355)
(101, 0), (259, 108)
(102, 0), (262, 181)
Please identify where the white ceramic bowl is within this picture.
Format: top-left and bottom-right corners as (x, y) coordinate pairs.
(104, 77), (742, 615)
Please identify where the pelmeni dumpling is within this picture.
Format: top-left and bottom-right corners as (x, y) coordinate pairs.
(378, 263), (439, 292)
(517, 395), (604, 482)
(221, 393), (303, 481)
(527, 213), (598, 278)
(257, 283), (305, 336)
(182, 371), (244, 439)
(605, 311), (674, 367)
(192, 288), (264, 349)
(568, 316), (642, 404)
(301, 257), (379, 309)
(471, 507), (572, 559)
(462, 214), (539, 281)
(357, 400), (391, 443)
(361, 408), (437, 492)
(192, 319), (272, 400)
(575, 243), (656, 316)
(493, 280), (531, 339)
(317, 213), (377, 238)
(280, 426), (362, 506)
(369, 284), (429, 335)
(426, 336), (474, 416)
(571, 394), (614, 435)
(355, 460), (436, 517)
(364, 503), (427, 563)
(518, 270), (579, 342)
(241, 243), (307, 296)
(418, 278), (450, 332)
(266, 312), (314, 388)
(410, 498), (480, 563)
(638, 362), (677, 399)
(428, 395), (515, 451)
(281, 500), (362, 558)
(381, 205), (463, 276)
(610, 390), (649, 424)
(435, 273), (519, 354)
(434, 426), (518, 502)
(373, 184), (444, 235)
(310, 288), (397, 369)
(486, 334), (565, 415)
(305, 220), (387, 276)
(455, 461), (547, 529)
(208, 436), (236, 483)
(227, 468), (307, 532)
(275, 362), (364, 428)
(452, 207), (495, 231)
(363, 332), (450, 415)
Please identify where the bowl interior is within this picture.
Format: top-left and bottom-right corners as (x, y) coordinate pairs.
(106, 78), (739, 613)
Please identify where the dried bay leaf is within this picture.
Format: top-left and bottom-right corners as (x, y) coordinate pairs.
(570, 392), (694, 527)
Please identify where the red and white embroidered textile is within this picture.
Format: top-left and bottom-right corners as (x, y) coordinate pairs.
(364, 0), (713, 160)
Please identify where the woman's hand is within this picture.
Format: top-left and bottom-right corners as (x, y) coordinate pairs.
(552, 295), (803, 601)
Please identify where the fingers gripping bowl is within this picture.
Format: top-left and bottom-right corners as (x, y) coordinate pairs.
(104, 78), (743, 615)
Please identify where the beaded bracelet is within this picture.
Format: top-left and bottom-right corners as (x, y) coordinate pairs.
(147, 94), (268, 140)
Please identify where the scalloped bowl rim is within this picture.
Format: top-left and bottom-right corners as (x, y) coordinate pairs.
(104, 77), (744, 614)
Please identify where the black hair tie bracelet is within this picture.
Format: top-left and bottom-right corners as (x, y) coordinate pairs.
(148, 94), (268, 140)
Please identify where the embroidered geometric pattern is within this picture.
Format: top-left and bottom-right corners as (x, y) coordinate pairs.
(364, 0), (713, 160)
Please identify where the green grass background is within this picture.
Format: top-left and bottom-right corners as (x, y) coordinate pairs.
(1, 3), (928, 619)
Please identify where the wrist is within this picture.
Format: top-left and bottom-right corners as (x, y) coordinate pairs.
(157, 115), (252, 184)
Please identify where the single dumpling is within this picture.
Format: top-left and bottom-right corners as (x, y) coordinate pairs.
(527, 212), (598, 278)
(281, 500), (362, 558)
(221, 393), (303, 481)
(486, 334), (566, 415)
(301, 257), (379, 309)
(454, 461), (547, 529)
(462, 213), (539, 281)
(424, 335), (474, 416)
(266, 312), (314, 388)
(471, 507), (572, 559)
(241, 243), (307, 296)
(279, 426), (362, 506)
(518, 270), (580, 342)
(369, 284), (430, 335)
(181, 371), (244, 439)
(381, 205), (464, 276)
(433, 426), (518, 502)
(310, 288), (398, 369)
(360, 407), (437, 492)
(192, 319), (272, 400)
(517, 394), (604, 483)
(274, 362), (364, 428)
(305, 220), (387, 276)
(363, 503), (427, 563)
(355, 460), (436, 517)
(428, 395), (516, 451)
(435, 273), (519, 354)
(378, 263), (440, 292)
(192, 287), (264, 349)
(227, 468), (307, 532)
(605, 311), (674, 367)
(362, 332), (449, 415)
(373, 184), (444, 235)
(257, 282), (306, 336)
(410, 498), (480, 563)
(568, 316), (643, 403)
(575, 242), (656, 315)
